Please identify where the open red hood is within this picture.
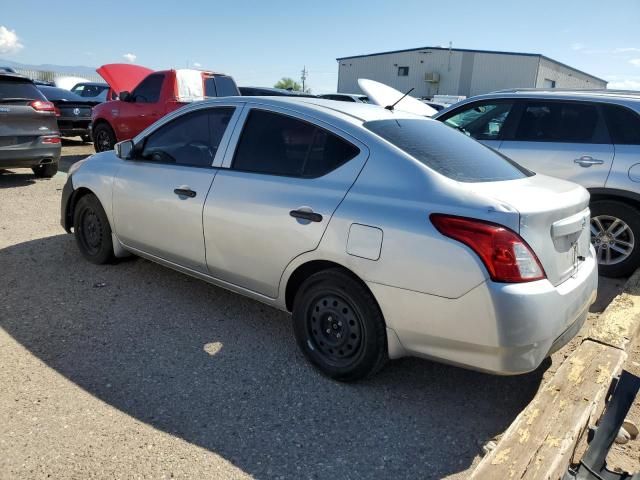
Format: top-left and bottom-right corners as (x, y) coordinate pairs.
(96, 64), (154, 94)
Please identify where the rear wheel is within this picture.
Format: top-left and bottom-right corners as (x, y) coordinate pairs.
(292, 269), (388, 381)
(32, 162), (58, 178)
(590, 200), (640, 277)
(93, 123), (116, 152)
(73, 194), (114, 264)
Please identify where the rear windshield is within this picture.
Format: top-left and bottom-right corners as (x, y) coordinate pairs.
(204, 75), (239, 97)
(0, 78), (45, 102)
(39, 86), (86, 101)
(364, 118), (532, 183)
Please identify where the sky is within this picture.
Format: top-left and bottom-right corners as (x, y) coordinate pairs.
(1, 0), (639, 93)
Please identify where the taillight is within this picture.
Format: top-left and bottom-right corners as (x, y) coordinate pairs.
(430, 214), (546, 283)
(54, 106), (61, 117)
(30, 100), (55, 112)
(42, 136), (61, 144)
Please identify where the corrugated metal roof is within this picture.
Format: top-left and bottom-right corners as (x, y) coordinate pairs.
(336, 46), (607, 84)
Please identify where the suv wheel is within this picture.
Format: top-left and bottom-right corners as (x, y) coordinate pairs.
(93, 123), (116, 152)
(73, 194), (114, 264)
(292, 269), (388, 381)
(591, 200), (640, 277)
(32, 162), (58, 178)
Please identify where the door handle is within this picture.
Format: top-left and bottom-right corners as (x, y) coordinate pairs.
(174, 187), (197, 198)
(290, 209), (323, 223)
(574, 156), (604, 167)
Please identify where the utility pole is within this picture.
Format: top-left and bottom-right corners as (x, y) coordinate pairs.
(301, 66), (308, 92)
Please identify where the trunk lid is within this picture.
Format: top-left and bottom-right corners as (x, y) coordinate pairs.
(96, 64), (154, 95)
(469, 174), (591, 286)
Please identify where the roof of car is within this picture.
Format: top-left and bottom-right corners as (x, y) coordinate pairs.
(0, 72), (34, 82)
(471, 89), (640, 103)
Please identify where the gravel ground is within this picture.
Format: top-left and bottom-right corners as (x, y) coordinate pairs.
(0, 140), (632, 479)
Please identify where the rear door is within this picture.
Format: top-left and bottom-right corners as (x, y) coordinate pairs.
(112, 105), (239, 271)
(0, 76), (57, 147)
(203, 106), (368, 298)
(498, 100), (614, 187)
(113, 73), (166, 140)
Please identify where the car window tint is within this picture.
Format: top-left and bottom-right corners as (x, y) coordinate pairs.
(0, 78), (45, 102)
(602, 104), (640, 145)
(132, 74), (164, 103)
(443, 102), (513, 140)
(214, 76), (239, 97)
(365, 118), (532, 183)
(515, 102), (598, 143)
(232, 110), (360, 177)
(140, 108), (234, 167)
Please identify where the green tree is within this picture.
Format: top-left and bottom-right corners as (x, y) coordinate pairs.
(274, 77), (302, 91)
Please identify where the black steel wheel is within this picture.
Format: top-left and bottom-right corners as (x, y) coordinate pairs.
(93, 123), (116, 152)
(73, 194), (114, 264)
(292, 268), (387, 381)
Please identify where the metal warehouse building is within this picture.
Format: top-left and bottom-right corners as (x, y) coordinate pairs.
(337, 46), (607, 98)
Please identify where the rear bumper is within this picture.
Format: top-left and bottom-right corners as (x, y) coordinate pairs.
(0, 140), (61, 169)
(369, 248), (598, 374)
(58, 117), (91, 137)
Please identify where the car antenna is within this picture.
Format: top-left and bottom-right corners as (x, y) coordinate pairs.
(385, 88), (414, 111)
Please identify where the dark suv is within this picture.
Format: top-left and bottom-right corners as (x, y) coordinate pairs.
(0, 73), (61, 177)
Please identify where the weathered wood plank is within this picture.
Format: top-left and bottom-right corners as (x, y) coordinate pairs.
(586, 269), (640, 350)
(471, 340), (626, 480)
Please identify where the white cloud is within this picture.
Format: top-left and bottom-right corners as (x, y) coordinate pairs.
(629, 58), (640, 67)
(0, 25), (23, 55)
(608, 79), (640, 90)
(193, 62), (202, 68)
(122, 52), (137, 63)
(614, 47), (640, 53)
(571, 42), (585, 51)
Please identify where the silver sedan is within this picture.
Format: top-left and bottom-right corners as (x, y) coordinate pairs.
(61, 97), (598, 381)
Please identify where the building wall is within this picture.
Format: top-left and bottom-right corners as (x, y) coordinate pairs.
(337, 50), (606, 96)
(535, 57), (607, 89)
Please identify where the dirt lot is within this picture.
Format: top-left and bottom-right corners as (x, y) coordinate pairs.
(0, 140), (636, 479)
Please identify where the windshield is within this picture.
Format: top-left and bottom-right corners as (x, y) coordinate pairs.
(0, 79), (45, 102)
(39, 86), (86, 102)
(364, 118), (532, 183)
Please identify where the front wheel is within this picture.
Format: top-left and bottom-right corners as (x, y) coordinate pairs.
(93, 123), (116, 152)
(591, 200), (640, 277)
(292, 269), (388, 381)
(73, 194), (114, 264)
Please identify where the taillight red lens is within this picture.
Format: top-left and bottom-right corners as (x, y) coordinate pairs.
(430, 214), (546, 283)
(54, 106), (61, 117)
(30, 100), (56, 112)
(42, 136), (61, 144)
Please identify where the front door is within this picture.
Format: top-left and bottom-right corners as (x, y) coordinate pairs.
(203, 107), (368, 298)
(497, 100), (614, 188)
(112, 106), (237, 271)
(113, 73), (166, 140)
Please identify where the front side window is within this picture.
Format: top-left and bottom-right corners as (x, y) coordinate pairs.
(602, 104), (640, 145)
(140, 107), (234, 167)
(514, 101), (599, 143)
(132, 74), (164, 103)
(398, 66), (409, 76)
(443, 102), (514, 140)
(232, 110), (360, 177)
(365, 118), (532, 183)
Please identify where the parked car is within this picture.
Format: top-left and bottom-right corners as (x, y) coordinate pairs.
(62, 97), (597, 381)
(53, 75), (90, 91)
(38, 86), (99, 142)
(92, 64), (240, 152)
(319, 93), (369, 103)
(71, 82), (114, 102)
(239, 86), (316, 97)
(434, 89), (640, 277)
(0, 66), (17, 73)
(421, 100), (446, 111)
(0, 72), (60, 177)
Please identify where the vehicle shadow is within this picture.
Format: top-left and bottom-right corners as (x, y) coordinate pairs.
(0, 234), (548, 479)
(0, 170), (36, 188)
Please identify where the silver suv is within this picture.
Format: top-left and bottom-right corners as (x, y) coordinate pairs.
(434, 90), (640, 277)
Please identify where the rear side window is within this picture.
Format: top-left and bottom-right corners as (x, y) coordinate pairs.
(365, 118), (532, 183)
(132, 74), (164, 103)
(140, 107), (234, 167)
(442, 102), (514, 140)
(514, 102), (599, 143)
(602, 104), (640, 145)
(0, 78), (45, 102)
(233, 110), (360, 177)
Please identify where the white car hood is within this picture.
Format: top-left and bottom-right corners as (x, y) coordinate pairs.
(358, 79), (437, 117)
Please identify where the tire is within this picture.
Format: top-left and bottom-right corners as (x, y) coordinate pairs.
(292, 268), (388, 381)
(591, 200), (640, 277)
(93, 123), (116, 152)
(32, 162), (58, 178)
(73, 194), (114, 264)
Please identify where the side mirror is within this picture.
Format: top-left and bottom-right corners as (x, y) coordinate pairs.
(115, 140), (134, 159)
(119, 91), (131, 102)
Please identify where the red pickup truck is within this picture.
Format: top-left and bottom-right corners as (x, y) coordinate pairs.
(91, 64), (239, 152)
